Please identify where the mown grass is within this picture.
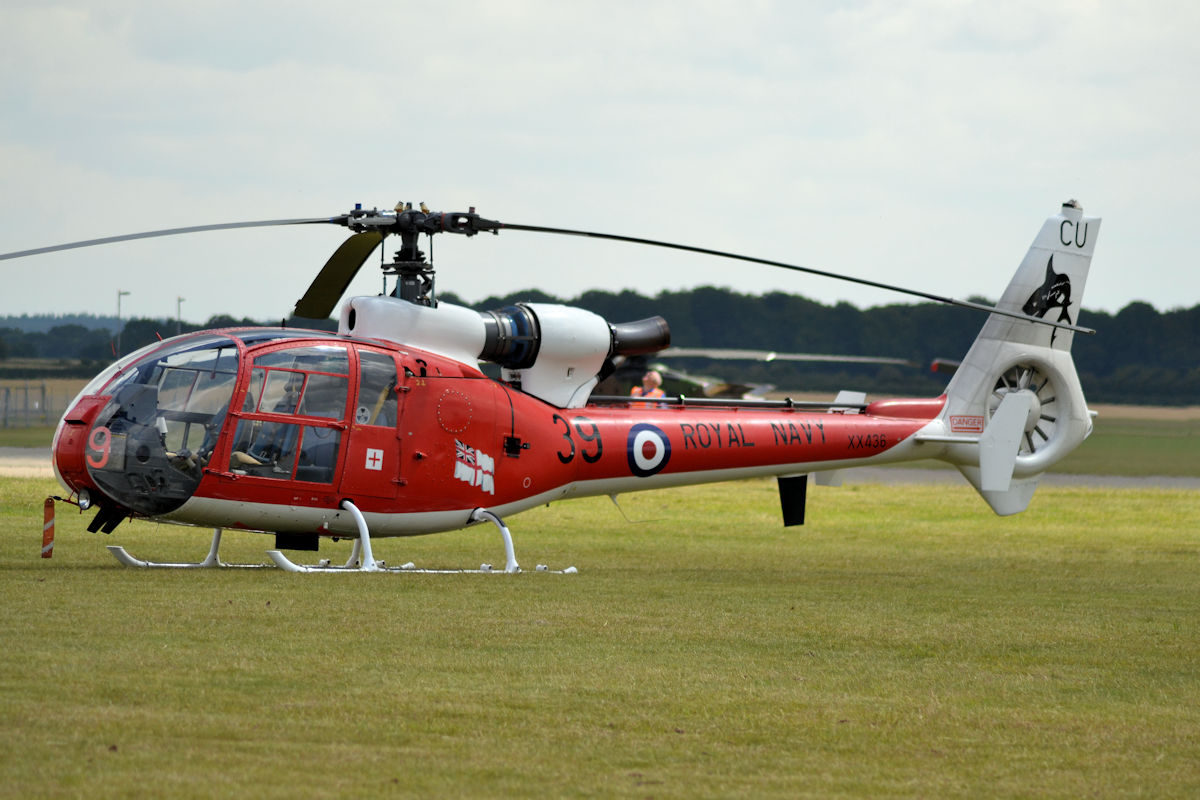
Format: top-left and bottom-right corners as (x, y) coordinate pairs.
(2, 476), (1198, 798)
(1061, 416), (1200, 476)
(0, 426), (56, 448)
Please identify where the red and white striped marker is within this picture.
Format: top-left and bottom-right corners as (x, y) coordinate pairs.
(41, 498), (55, 559)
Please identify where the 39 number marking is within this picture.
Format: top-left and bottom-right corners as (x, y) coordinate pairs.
(552, 414), (603, 464)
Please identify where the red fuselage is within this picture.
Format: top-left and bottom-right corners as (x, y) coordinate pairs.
(54, 328), (945, 539)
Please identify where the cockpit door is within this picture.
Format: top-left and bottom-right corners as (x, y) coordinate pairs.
(339, 347), (403, 500)
(226, 343), (349, 485)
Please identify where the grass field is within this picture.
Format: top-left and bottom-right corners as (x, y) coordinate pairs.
(2, 475), (1198, 798)
(1059, 414), (1200, 477)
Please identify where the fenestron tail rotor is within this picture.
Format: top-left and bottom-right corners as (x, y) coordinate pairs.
(987, 363), (1060, 455)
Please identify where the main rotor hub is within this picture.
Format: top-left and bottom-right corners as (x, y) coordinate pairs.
(342, 202), (502, 308)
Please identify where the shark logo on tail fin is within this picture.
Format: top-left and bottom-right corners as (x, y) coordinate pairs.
(1022, 255), (1073, 326)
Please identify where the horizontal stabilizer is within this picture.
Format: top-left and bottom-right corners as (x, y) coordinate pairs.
(813, 470), (844, 487)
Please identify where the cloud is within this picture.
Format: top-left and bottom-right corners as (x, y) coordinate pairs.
(1, 1), (1198, 322)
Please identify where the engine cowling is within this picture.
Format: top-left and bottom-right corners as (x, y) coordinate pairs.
(339, 296), (670, 407)
(482, 303), (670, 407)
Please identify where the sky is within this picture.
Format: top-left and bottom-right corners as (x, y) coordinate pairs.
(1, 1), (1197, 327)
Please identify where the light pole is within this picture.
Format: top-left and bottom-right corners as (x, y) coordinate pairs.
(176, 296), (185, 336)
(116, 290), (131, 356)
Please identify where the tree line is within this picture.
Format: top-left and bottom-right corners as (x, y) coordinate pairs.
(1, 289), (1197, 405)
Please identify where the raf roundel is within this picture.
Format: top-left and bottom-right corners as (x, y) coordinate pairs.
(626, 423), (671, 478)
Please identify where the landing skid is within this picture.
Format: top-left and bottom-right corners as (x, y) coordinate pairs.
(106, 504), (576, 574)
(266, 502), (577, 575)
(107, 528), (271, 569)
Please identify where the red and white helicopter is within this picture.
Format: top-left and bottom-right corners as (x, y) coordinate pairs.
(6, 200), (1100, 573)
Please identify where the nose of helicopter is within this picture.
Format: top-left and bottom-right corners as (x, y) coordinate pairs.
(53, 385), (207, 529)
(52, 394), (108, 499)
(52, 332), (245, 530)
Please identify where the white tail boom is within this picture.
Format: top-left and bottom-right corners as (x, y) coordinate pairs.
(921, 200), (1100, 514)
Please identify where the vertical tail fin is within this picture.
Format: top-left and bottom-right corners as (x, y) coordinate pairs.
(939, 201), (1100, 514)
(971, 198), (1099, 353)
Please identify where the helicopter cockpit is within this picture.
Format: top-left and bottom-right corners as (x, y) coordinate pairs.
(53, 328), (345, 530)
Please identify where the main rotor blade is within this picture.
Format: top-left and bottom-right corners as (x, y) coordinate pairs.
(499, 223), (1095, 335)
(0, 217), (339, 261)
(660, 347), (915, 366)
(292, 231), (385, 319)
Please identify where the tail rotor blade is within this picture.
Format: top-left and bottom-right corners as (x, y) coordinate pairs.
(292, 231), (384, 319)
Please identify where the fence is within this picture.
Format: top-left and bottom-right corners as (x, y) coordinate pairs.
(0, 382), (76, 428)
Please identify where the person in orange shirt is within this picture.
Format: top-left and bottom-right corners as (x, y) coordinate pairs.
(630, 370), (665, 406)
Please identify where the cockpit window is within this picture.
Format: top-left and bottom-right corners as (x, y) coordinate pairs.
(356, 350), (399, 426)
(253, 345), (348, 374)
(243, 369), (303, 415)
(79, 334), (242, 517)
(241, 345), (349, 420)
(299, 373), (348, 418)
(157, 347), (239, 415)
(229, 344), (349, 481)
(153, 346), (239, 456)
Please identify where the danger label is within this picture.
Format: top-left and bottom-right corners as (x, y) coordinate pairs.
(950, 415), (985, 434)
